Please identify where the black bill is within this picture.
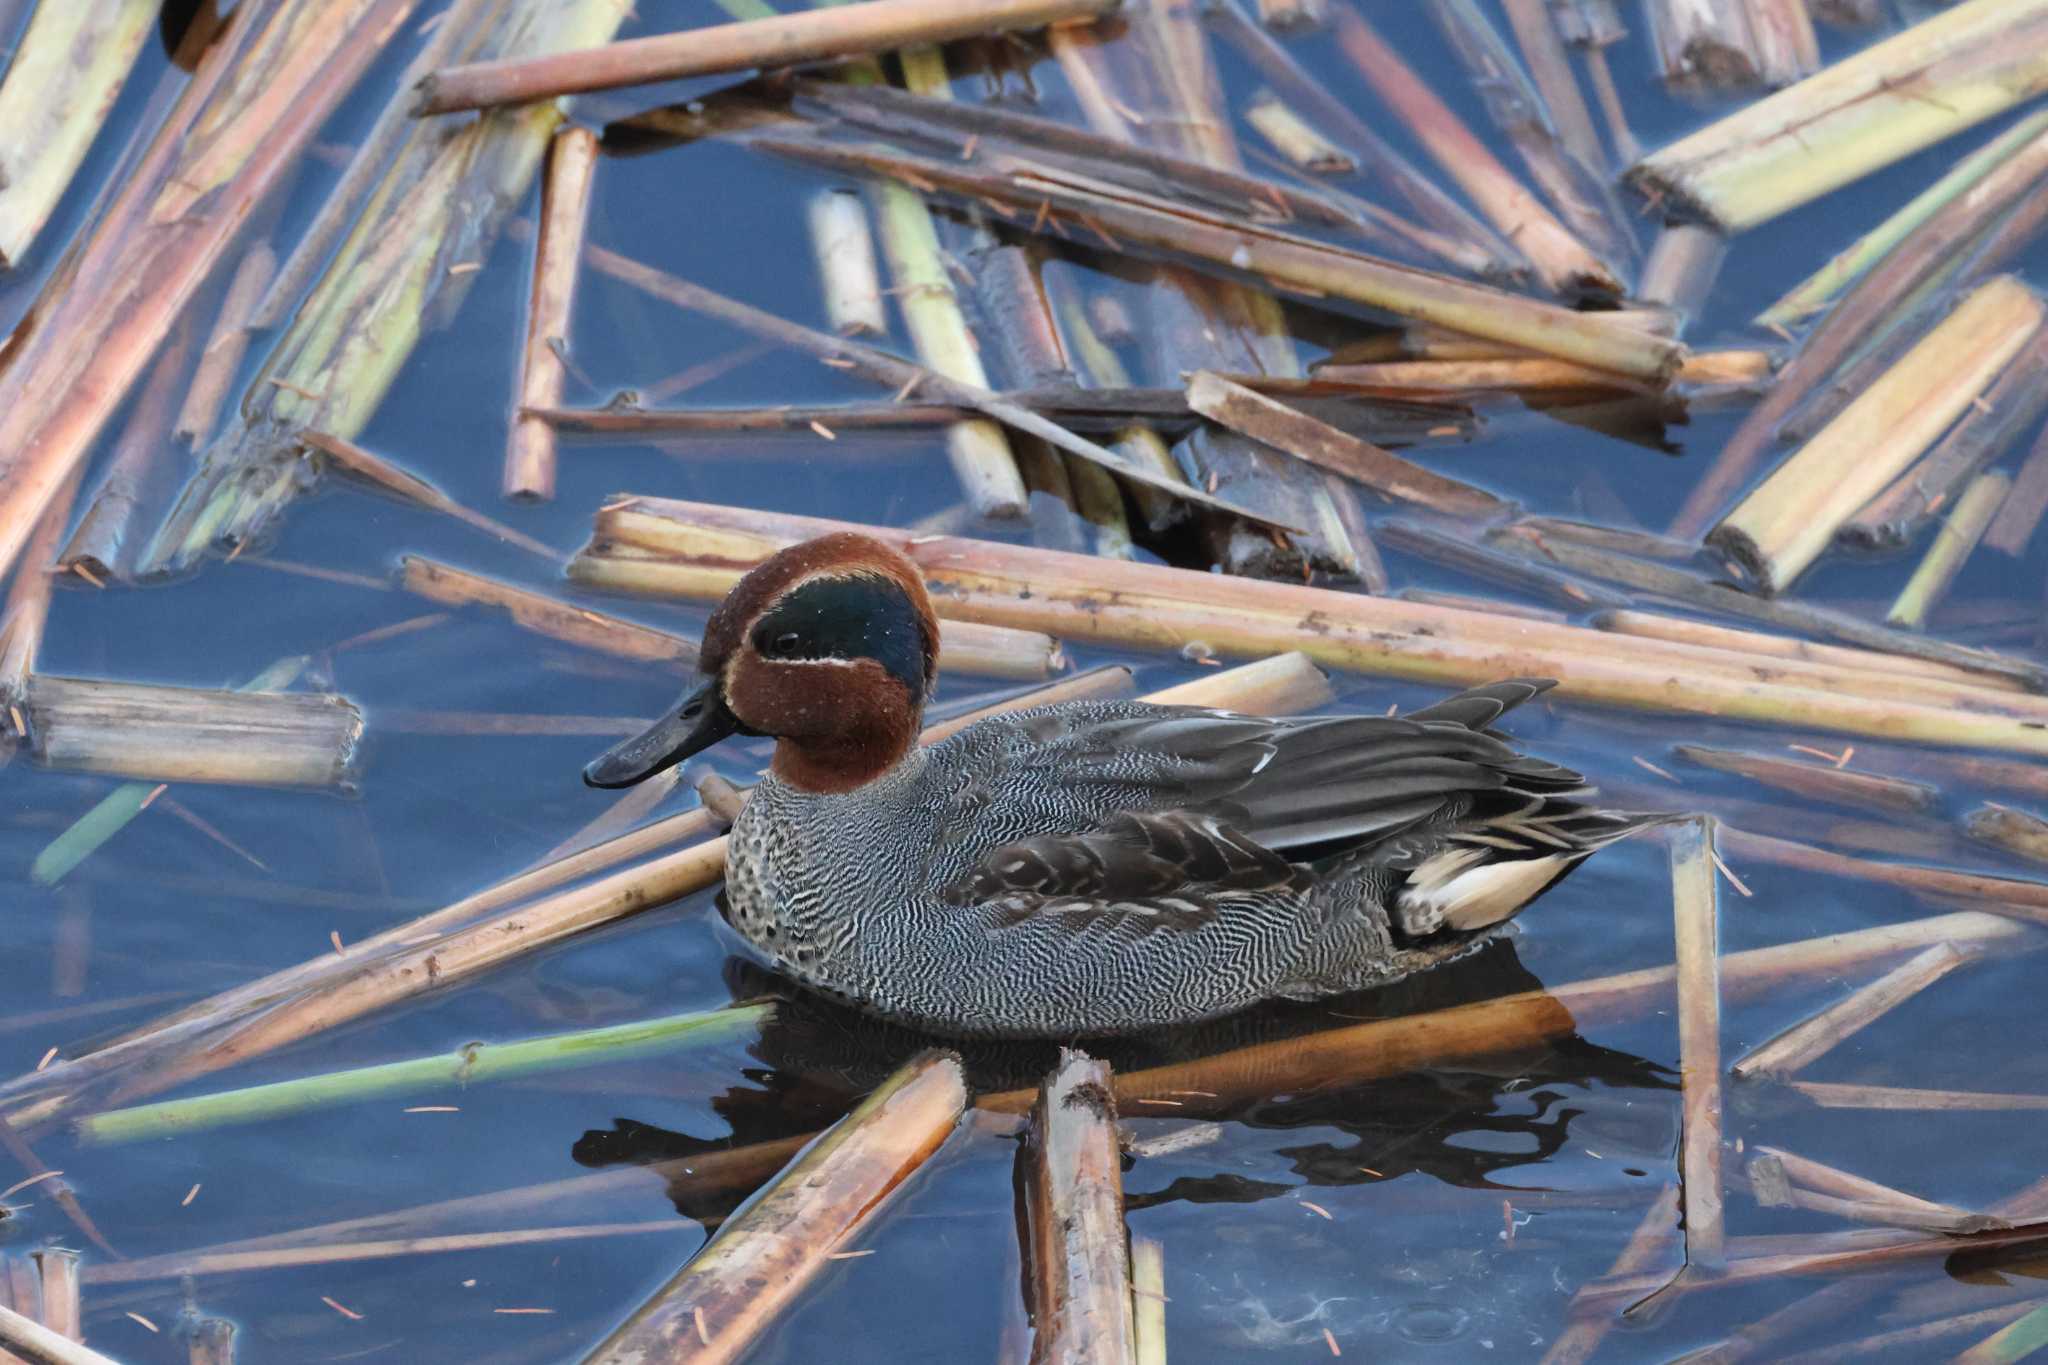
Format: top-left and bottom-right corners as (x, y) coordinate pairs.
(582, 680), (744, 788)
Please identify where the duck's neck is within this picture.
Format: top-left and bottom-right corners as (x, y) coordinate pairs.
(769, 716), (921, 795)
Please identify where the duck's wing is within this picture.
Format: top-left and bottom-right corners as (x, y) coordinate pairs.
(938, 679), (1598, 938)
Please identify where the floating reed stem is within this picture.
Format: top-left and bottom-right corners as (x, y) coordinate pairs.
(506, 125), (599, 501)
(1719, 828), (2048, 922)
(807, 189), (885, 336)
(0, 0), (156, 266)
(1986, 423), (2048, 556)
(0, 1301), (118, 1365)
(1886, 470), (2009, 628)
(1597, 609), (2023, 695)
(1244, 92), (1351, 174)
(174, 242), (276, 448)
(0, 0), (419, 589)
(1501, 0), (1606, 180)
(1307, 349), (1768, 396)
(1965, 803), (2048, 866)
(1790, 1082), (2048, 1111)
(1729, 942), (1968, 1080)
(418, 0), (1119, 113)
(401, 555), (693, 664)
(1670, 817), (1725, 1268)
(1673, 745), (1938, 816)
(1375, 518), (1628, 610)
(581, 1051), (967, 1365)
(1639, 223), (1727, 327)
(23, 675), (361, 789)
(1025, 1051), (1136, 1365)
(0, 472), (81, 731)
(1630, 0), (2048, 231)
(576, 497), (2048, 755)
(1542, 1185), (1680, 1365)
(305, 431), (557, 560)
(80, 1004), (770, 1144)
(1758, 110), (2048, 328)
(1335, 4), (1616, 296)
(1709, 275), (2043, 595)
(1186, 373), (1507, 519)
(55, 317), (198, 584)
(1751, 1145), (1990, 1231)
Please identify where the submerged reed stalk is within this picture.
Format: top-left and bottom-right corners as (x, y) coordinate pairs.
(305, 431), (557, 559)
(582, 1051), (967, 1365)
(1025, 1051), (1137, 1365)
(1673, 745), (1938, 817)
(23, 675), (361, 789)
(1541, 1185), (1681, 1365)
(418, 0), (1120, 113)
(1708, 275), (2043, 595)
(1751, 1145), (1989, 1231)
(506, 126), (599, 501)
(400, 555), (693, 664)
(1986, 423), (2048, 556)
(1965, 803), (2048, 866)
(1631, 0), (2048, 231)
(806, 189), (886, 336)
(1729, 942), (1968, 1080)
(1885, 470), (2009, 628)
(1790, 1082), (2048, 1111)
(174, 242), (276, 449)
(1500, 0), (1606, 177)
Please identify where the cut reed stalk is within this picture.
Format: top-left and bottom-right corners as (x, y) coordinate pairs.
(575, 498), (2048, 753)
(1639, 223), (1728, 327)
(173, 241), (275, 448)
(1630, 0), (2048, 231)
(1986, 423), (2048, 556)
(56, 317), (199, 583)
(1729, 941), (1968, 1080)
(1501, 0), (1606, 179)
(1540, 1184), (1680, 1365)
(1966, 803), (2048, 866)
(79, 1004), (770, 1144)
(23, 675), (361, 789)
(1309, 350), (1767, 396)
(506, 126), (599, 501)
(1753, 1145), (1987, 1228)
(1596, 609), (2022, 695)
(0, 470), (81, 730)
(1708, 275), (2043, 595)
(0, 0), (156, 267)
(807, 189), (886, 336)
(1885, 470), (2009, 628)
(1131, 1237), (1165, 1365)
(1742, 0), (1820, 84)
(304, 431), (558, 560)
(0, 0), (420, 591)
(1244, 92), (1352, 174)
(1670, 817), (1725, 1269)
(28, 1254), (75, 1347)
(1185, 373), (1507, 519)
(1791, 1082), (2048, 1111)
(1025, 1051), (1136, 1365)
(1332, 4), (1616, 296)
(0, 1302), (118, 1365)
(418, 0), (1119, 112)
(400, 556), (693, 664)
(1757, 110), (2048, 328)
(1647, 0), (1765, 87)
(1672, 745), (1938, 816)
(582, 1051), (967, 1365)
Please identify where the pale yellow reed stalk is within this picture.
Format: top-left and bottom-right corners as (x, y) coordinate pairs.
(1244, 92), (1353, 173)
(1670, 818), (1725, 1267)
(806, 188), (886, 336)
(1886, 470), (2009, 628)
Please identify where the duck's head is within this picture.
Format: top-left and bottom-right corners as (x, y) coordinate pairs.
(583, 532), (939, 795)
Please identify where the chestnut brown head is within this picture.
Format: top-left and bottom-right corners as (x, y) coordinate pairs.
(583, 533), (939, 795)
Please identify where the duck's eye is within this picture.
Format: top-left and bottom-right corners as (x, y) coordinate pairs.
(769, 631), (802, 656)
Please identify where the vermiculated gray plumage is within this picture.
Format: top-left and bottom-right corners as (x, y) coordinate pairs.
(723, 680), (1659, 1038)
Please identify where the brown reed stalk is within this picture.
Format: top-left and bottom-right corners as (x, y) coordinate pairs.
(1501, 0), (1607, 178)
(1729, 941), (1968, 1079)
(1965, 803), (2048, 866)
(574, 497), (2048, 754)
(1718, 828), (2048, 921)
(1666, 114), (2048, 539)
(173, 242), (276, 448)
(56, 317), (200, 583)
(400, 556), (694, 664)
(302, 431), (558, 560)
(1540, 1185), (1681, 1365)
(0, 469), (83, 735)
(1244, 92), (1353, 174)
(1777, 1304), (2042, 1365)
(1985, 422), (2048, 556)
(1024, 1052), (1136, 1364)
(1672, 745), (1938, 816)
(1331, 4), (1617, 296)
(1791, 1083), (2048, 1111)
(1752, 1145), (1989, 1229)
(418, 0), (1120, 112)
(0, 0), (420, 592)
(582, 1052), (967, 1365)
(1307, 350), (1768, 396)
(22, 675), (362, 788)
(505, 126), (599, 501)
(78, 1221), (688, 1284)
(1670, 818), (1725, 1268)
(1710, 276), (2043, 594)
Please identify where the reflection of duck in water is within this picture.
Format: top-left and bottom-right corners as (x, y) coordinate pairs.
(584, 532), (1670, 1038)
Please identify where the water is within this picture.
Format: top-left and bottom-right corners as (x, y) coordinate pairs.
(3, 2), (2047, 1360)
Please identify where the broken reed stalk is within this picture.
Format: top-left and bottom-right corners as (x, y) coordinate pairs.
(0, 0), (156, 267)
(1245, 92), (1353, 174)
(0, 1302), (118, 1365)
(1966, 803), (2048, 866)
(573, 241), (1282, 529)
(303, 431), (558, 560)
(79, 1004), (771, 1144)
(1669, 116), (2048, 539)
(576, 498), (2048, 755)
(1708, 275), (2044, 595)
(1332, 3), (1615, 296)
(0, 0), (420, 590)
(1026, 1051), (1137, 1365)
(1672, 745), (1939, 816)
(174, 242), (276, 448)
(1729, 941), (1968, 1080)
(0, 656), (1311, 1131)
(807, 189), (886, 336)
(1792, 1083), (2048, 1111)
(55, 317), (198, 584)
(1886, 470), (2009, 628)
(1375, 518), (1629, 611)
(1758, 109), (2048, 328)
(506, 126), (599, 501)
(1540, 1184), (1681, 1365)
(23, 675), (362, 788)
(1718, 827), (2048, 922)
(1987, 422), (2048, 557)
(1670, 817), (1725, 1269)
(1130, 1238), (1166, 1365)
(1630, 0), (2048, 231)
(1638, 223), (1728, 326)
(1306, 349), (1768, 395)
(400, 555), (694, 664)
(419, 0), (1119, 112)
(1500, 0), (1604, 176)
(1753, 1146), (1988, 1228)
(582, 1051), (967, 1365)
(0, 470), (81, 724)
(1185, 372), (1507, 519)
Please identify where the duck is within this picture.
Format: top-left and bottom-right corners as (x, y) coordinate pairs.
(583, 531), (1665, 1039)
